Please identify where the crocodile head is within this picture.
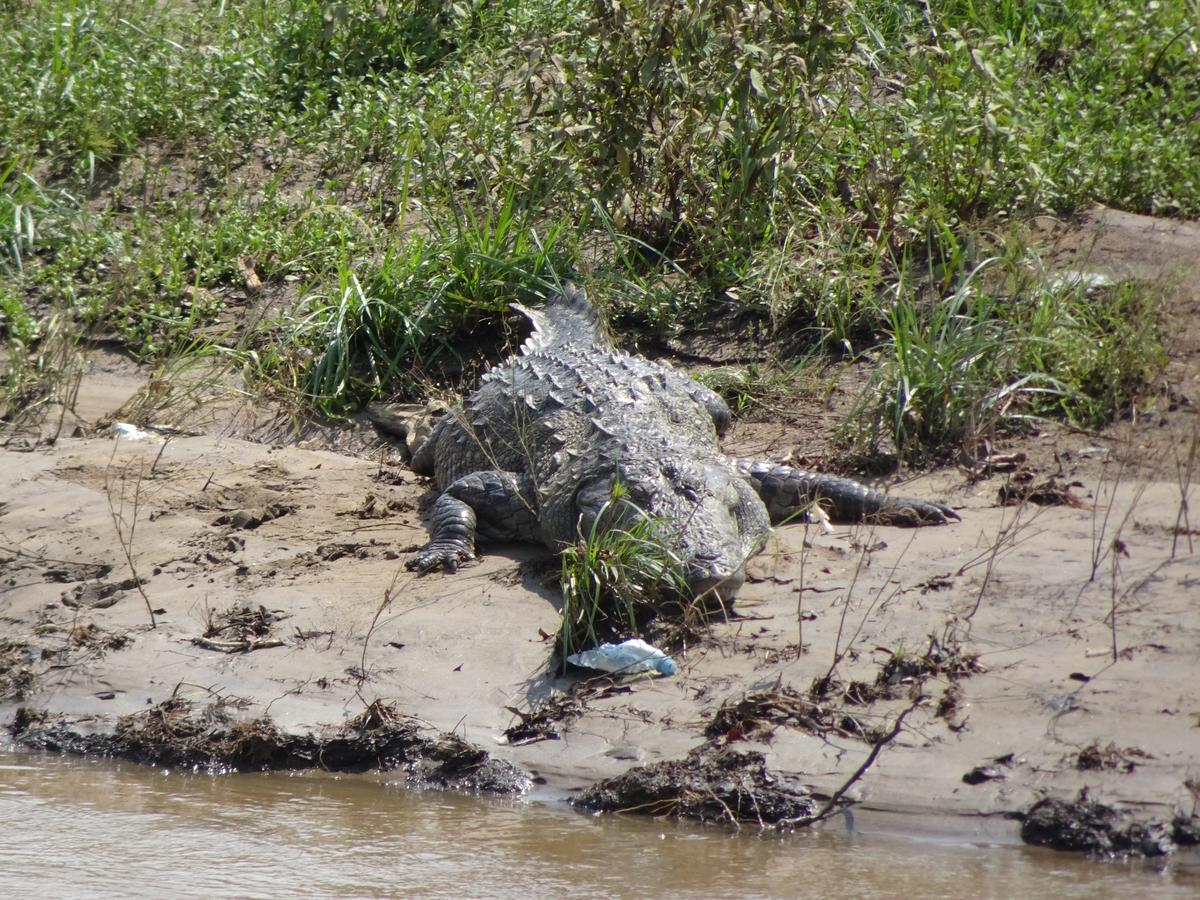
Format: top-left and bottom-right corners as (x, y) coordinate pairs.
(575, 456), (771, 602)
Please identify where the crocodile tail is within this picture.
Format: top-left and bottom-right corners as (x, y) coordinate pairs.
(512, 282), (609, 352)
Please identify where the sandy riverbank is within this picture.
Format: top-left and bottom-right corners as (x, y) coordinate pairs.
(3, 207), (1199, 861)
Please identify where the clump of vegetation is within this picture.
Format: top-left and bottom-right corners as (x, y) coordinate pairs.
(291, 195), (572, 411)
(557, 482), (692, 665)
(1016, 280), (1168, 428)
(1, 0), (1191, 452)
(848, 264), (1169, 463)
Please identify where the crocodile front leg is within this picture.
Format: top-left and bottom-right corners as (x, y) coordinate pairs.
(731, 459), (958, 526)
(407, 471), (542, 573)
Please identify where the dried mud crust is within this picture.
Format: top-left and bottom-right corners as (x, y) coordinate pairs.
(572, 745), (816, 827)
(1021, 792), (1200, 858)
(9, 701), (529, 794)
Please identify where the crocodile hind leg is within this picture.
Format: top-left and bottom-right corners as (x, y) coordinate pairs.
(407, 471), (542, 573)
(731, 459), (958, 526)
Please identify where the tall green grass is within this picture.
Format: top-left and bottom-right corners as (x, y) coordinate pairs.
(848, 263), (1168, 463)
(1, 0), (1190, 448)
(294, 193), (572, 412)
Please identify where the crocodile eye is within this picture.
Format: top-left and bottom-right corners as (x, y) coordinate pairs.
(676, 473), (707, 504)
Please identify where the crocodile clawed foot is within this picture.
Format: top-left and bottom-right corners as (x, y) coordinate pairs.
(875, 499), (960, 527)
(934, 503), (961, 523)
(405, 543), (475, 574)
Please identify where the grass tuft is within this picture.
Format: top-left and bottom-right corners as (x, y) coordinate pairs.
(558, 482), (691, 666)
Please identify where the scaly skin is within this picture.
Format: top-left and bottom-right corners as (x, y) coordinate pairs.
(404, 284), (957, 599)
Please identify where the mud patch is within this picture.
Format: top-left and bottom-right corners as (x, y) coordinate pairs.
(9, 700), (528, 794)
(706, 686), (880, 743)
(194, 604), (290, 653)
(1021, 793), (1200, 858)
(573, 745), (816, 827)
(0, 641), (37, 701)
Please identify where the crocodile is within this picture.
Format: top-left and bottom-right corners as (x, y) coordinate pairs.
(405, 284), (956, 599)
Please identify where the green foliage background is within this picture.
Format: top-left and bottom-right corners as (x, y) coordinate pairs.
(2, 0), (1193, 456)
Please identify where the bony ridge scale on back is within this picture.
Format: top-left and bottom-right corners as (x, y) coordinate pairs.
(404, 284), (957, 601)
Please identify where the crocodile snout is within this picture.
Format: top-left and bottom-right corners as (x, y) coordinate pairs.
(687, 557), (746, 602)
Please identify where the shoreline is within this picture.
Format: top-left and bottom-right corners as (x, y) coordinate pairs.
(3, 425), (1198, 863)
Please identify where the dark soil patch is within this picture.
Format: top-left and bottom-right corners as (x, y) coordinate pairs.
(195, 604), (290, 653)
(0, 641), (37, 701)
(705, 686), (881, 743)
(1074, 742), (1151, 774)
(9, 700), (528, 794)
(1021, 792), (1200, 858)
(503, 680), (634, 746)
(573, 745), (815, 827)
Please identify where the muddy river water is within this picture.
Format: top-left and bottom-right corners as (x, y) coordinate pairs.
(2, 753), (1196, 898)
